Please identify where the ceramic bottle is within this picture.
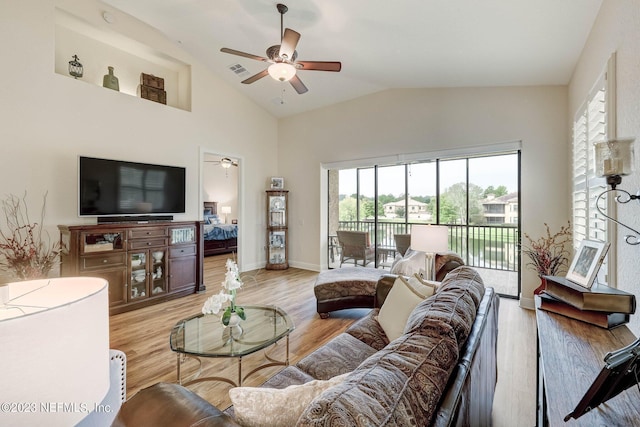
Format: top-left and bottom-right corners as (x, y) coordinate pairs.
(103, 66), (120, 91)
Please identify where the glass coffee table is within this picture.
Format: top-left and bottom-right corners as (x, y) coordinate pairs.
(170, 304), (294, 387)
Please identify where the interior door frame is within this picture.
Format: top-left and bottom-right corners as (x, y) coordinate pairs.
(199, 147), (243, 268)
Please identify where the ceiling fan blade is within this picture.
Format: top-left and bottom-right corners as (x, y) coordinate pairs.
(289, 74), (308, 94)
(242, 69), (269, 84)
(220, 48), (268, 62)
(296, 61), (342, 72)
(279, 28), (300, 60)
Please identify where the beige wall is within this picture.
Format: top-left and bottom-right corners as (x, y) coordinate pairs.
(278, 86), (570, 307)
(569, 0), (640, 335)
(0, 0), (278, 272)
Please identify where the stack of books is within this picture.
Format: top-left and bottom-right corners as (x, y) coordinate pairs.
(537, 276), (636, 329)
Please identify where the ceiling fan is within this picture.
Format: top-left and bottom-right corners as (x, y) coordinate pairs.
(206, 157), (238, 169)
(220, 3), (341, 94)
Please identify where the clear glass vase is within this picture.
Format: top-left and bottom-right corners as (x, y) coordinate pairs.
(227, 312), (243, 339)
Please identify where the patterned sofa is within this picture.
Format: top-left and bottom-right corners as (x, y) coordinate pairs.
(112, 266), (499, 427)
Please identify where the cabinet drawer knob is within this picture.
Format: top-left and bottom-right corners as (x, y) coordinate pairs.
(103, 259), (108, 263)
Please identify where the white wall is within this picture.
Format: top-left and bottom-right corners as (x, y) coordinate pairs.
(278, 86), (570, 306)
(0, 0), (278, 274)
(569, 0), (640, 335)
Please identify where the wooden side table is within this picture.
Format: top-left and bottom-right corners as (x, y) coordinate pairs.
(536, 300), (640, 426)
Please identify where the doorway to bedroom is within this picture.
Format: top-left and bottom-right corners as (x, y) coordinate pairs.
(202, 152), (239, 259)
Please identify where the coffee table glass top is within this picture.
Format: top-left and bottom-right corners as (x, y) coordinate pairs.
(170, 305), (294, 358)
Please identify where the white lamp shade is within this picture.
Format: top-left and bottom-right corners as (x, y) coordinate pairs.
(268, 62), (296, 81)
(221, 206), (232, 214)
(411, 225), (449, 253)
(0, 277), (110, 427)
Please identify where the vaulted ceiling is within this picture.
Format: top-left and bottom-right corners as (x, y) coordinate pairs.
(103, 0), (602, 118)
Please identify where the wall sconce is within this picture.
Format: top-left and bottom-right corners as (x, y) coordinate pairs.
(410, 224), (449, 280)
(594, 138), (639, 245)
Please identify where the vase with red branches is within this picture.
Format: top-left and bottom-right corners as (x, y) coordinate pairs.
(0, 192), (64, 280)
(521, 221), (572, 295)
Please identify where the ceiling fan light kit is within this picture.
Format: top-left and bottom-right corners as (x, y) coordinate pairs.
(220, 157), (234, 169)
(268, 62), (296, 81)
(220, 3), (341, 94)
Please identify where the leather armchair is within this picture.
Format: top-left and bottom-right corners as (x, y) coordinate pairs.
(78, 349), (127, 427)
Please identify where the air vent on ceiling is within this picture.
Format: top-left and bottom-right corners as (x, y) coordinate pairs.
(228, 64), (249, 78)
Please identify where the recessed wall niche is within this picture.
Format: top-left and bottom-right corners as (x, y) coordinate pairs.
(54, 8), (191, 111)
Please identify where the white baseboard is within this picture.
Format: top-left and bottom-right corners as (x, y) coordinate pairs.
(519, 293), (535, 310)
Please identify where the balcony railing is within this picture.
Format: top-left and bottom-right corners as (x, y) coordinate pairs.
(337, 221), (519, 272)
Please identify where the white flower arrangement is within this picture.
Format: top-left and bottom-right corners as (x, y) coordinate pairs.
(202, 259), (245, 325)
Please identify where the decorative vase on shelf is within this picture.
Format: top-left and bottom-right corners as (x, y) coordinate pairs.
(534, 276), (547, 295)
(103, 66), (120, 91)
(227, 312), (243, 339)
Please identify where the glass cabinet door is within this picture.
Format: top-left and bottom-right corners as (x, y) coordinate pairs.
(149, 249), (167, 296)
(268, 230), (287, 265)
(269, 195), (287, 227)
(129, 249), (167, 300)
(170, 227), (195, 245)
(129, 252), (147, 300)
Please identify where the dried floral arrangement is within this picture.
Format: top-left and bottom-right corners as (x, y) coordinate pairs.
(521, 221), (572, 277)
(0, 192), (64, 280)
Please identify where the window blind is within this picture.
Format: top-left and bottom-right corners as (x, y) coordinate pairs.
(572, 54), (616, 285)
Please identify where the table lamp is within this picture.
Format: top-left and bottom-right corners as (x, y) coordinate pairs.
(221, 206), (232, 224)
(0, 277), (109, 426)
(411, 225), (449, 280)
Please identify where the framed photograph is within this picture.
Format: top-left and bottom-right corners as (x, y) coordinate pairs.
(270, 177), (284, 190)
(566, 240), (610, 289)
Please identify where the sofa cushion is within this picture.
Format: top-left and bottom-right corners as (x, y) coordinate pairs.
(297, 320), (459, 427)
(406, 273), (439, 297)
(406, 266), (484, 350)
(345, 308), (389, 351)
(297, 333), (377, 380)
(436, 265), (484, 305)
(229, 373), (348, 427)
(390, 249), (424, 276)
(390, 250), (465, 279)
(378, 276), (428, 342)
(261, 365), (316, 389)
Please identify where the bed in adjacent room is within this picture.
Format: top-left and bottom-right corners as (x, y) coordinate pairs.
(203, 202), (238, 256)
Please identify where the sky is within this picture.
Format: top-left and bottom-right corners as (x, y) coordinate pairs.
(338, 154), (518, 198)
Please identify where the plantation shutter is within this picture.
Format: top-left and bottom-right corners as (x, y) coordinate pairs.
(572, 54), (616, 285)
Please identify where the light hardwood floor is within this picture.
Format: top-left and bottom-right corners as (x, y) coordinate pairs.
(109, 255), (537, 426)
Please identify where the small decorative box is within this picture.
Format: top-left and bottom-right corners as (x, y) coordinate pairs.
(138, 85), (167, 105)
(140, 73), (164, 90)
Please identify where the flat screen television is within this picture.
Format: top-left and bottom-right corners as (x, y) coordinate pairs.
(79, 156), (186, 217)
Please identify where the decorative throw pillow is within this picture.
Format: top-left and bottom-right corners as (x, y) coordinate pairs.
(377, 276), (427, 342)
(389, 249), (425, 277)
(229, 373), (348, 427)
(407, 273), (438, 298)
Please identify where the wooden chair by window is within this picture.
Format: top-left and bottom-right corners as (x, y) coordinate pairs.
(336, 230), (376, 267)
(394, 234), (411, 257)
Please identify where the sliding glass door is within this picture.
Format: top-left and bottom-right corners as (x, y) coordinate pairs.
(328, 151), (520, 298)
